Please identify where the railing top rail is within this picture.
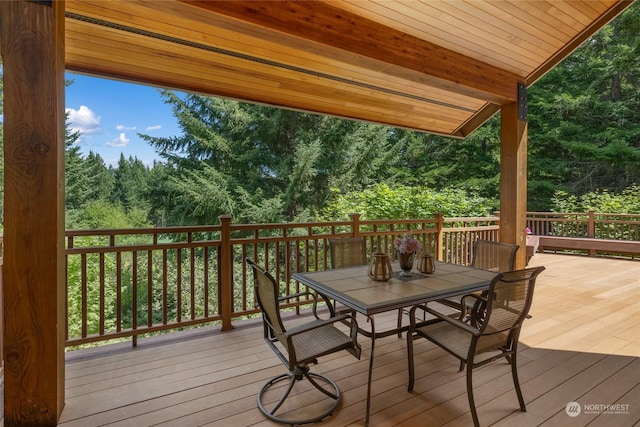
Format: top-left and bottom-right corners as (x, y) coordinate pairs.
(527, 212), (589, 217)
(230, 221), (352, 231)
(66, 225), (222, 236)
(360, 218), (438, 225)
(594, 213), (640, 219)
(528, 211), (640, 218)
(442, 216), (500, 223)
(63, 212), (639, 243)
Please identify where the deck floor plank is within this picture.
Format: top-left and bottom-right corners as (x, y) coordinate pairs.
(59, 254), (640, 427)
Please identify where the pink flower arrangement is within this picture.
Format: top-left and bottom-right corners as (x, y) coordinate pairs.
(525, 227), (532, 235)
(393, 234), (422, 254)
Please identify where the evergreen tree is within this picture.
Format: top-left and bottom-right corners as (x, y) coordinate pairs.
(110, 154), (150, 212)
(65, 127), (86, 211)
(527, 2), (640, 209)
(84, 152), (115, 202)
(140, 94), (403, 224)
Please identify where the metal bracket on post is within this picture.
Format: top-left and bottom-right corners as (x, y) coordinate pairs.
(518, 82), (527, 121)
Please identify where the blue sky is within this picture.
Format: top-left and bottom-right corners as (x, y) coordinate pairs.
(65, 72), (183, 166)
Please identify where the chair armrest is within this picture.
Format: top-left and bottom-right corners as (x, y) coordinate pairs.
(285, 313), (359, 337)
(278, 291), (317, 303)
(459, 293), (487, 320)
(408, 304), (480, 336)
(279, 290), (338, 318)
(279, 291), (326, 319)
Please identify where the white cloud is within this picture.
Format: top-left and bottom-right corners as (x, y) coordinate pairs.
(108, 133), (130, 147)
(116, 124), (136, 131)
(146, 125), (162, 131)
(66, 105), (101, 139)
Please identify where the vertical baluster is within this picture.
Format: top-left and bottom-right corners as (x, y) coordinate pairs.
(204, 246), (210, 317)
(190, 244), (196, 320)
(132, 251), (138, 347)
(99, 253), (105, 336)
(147, 249), (153, 327)
(177, 247), (182, 323)
(116, 251), (122, 332)
(239, 244), (247, 312)
(162, 248), (168, 325)
(81, 253), (87, 339)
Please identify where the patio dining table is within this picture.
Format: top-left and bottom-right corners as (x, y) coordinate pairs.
(292, 261), (498, 426)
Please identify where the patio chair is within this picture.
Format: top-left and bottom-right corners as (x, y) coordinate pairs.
(329, 237), (404, 336)
(406, 266), (545, 427)
(328, 237), (368, 318)
(246, 258), (361, 425)
(328, 237), (367, 268)
(435, 240), (519, 311)
(471, 240), (519, 272)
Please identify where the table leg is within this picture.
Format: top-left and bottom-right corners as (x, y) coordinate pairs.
(365, 315), (375, 426)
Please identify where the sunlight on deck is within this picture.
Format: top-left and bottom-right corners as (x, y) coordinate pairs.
(524, 253), (639, 358)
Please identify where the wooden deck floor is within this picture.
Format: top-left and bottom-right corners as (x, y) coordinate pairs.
(59, 253), (640, 427)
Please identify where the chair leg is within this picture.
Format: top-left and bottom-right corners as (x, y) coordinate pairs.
(397, 309), (403, 338)
(466, 361), (480, 427)
(509, 352), (527, 411)
(407, 332), (415, 392)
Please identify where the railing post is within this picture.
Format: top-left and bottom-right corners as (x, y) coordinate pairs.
(349, 213), (361, 237)
(219, 215), (234, 331)
(435, 213), (444, 261)
(587, 210), (596, 256)
(587, 211), (596, 238)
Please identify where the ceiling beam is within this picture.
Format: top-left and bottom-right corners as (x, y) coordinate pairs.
(181, 0), (522, 104)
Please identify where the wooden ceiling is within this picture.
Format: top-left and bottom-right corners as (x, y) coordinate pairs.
(64, 0), (632, 138)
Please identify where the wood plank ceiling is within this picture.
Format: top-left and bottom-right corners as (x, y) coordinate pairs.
(64, 0), (632, 138)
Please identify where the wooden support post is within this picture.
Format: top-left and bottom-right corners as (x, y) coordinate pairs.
(500, 83), (529, 269)
(1, 0), (66, 425)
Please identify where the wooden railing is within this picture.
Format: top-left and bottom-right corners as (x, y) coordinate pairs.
(64, 213), (499, 347)
(526, 211), (640, 240)
(62, 211), (639, 347)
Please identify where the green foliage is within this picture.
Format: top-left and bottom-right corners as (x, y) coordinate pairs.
(111, 154), (150, 212)
(322, 183), (493, 220)
(551, 185), (640, 214)
(139, 94), (405, 225)
(393, 121), (502, 203)
(66, 200), (152, 230)
(527, 2), (640, 209)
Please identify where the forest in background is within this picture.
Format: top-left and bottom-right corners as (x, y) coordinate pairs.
(0, 3), (638, 231)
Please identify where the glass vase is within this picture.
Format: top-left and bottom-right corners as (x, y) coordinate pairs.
(397, 251), (415, 276)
